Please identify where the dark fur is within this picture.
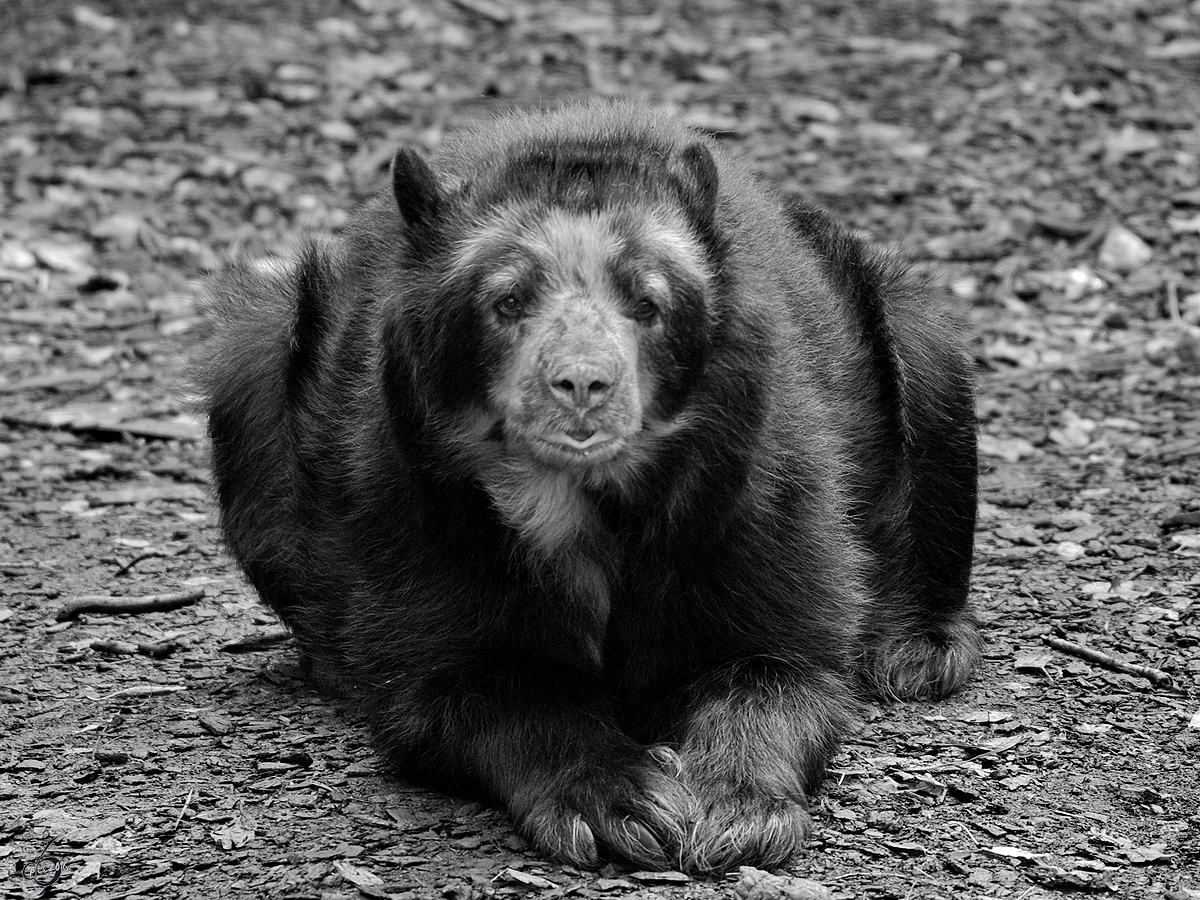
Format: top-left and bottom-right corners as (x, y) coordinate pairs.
(195, 102), (978, 873)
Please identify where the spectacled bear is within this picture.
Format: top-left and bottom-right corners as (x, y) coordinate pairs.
(196, 101), (978, 874)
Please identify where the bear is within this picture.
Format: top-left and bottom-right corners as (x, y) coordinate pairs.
(195, 100), (979, 874)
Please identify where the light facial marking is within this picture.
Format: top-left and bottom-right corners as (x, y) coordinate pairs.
(637, 219), (710, 284)
(452, 205), (710, 301)
(453, 204), (713, 488)
(522, 209), (622, 296)
(482, 269), (522, 296)
(643, 272), (671, 297)
(445, 205), (528, 283)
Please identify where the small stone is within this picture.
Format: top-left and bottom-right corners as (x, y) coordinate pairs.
(0, 241), (37, 269)
(734, 866), (831, 900)
(1098, 223), (1152, 273)
(91, 213), (144, 249)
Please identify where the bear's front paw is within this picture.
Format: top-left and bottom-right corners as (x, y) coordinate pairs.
(683, 789), (811, 874)
(514, 753), (690, 870)
(862, 616), (980, 700)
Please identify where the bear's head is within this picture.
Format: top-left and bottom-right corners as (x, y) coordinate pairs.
(381, 129), (737, 519)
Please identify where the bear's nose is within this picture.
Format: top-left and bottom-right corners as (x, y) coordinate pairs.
(547, 363), (614, 411)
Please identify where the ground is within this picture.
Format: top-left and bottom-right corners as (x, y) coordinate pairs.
(1, 1), (1198, 898)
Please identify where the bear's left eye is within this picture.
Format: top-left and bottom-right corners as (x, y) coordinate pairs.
(494, 293), (525, 319)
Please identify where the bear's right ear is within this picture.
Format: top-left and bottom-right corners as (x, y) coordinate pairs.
(391, 148), (443, 230)
(672, 143), (720, 228)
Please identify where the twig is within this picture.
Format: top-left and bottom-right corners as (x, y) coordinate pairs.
(91, 685), (186, 700)
(90, 640), (138, 655)
(1162, 510), (1200, 530)
(1166, 276), (1183, 326)
(171, 787), (195, 832)
(449, 0), (514, 25)
(90, 639), (180, 658)
(1043, 636), (1173, 688)
(137, 640), (180, 659)
(220, 630), (292, 653)
(114, 550), (169, 577)
(56, 588), (204, 621)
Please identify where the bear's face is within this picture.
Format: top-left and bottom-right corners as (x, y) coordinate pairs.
(383, 139), (727, 548)
(444, 203), (713, 480)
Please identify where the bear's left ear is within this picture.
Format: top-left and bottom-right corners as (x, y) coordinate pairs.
(673, 143), (719, 227)
(391, 148), (443, 231)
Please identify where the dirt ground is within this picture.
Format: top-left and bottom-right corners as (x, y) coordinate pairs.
(1, 1), (1198, 898)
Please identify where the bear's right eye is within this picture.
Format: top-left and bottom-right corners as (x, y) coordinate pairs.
(632, 295), (660, 324)
(494, 293), (524, 319)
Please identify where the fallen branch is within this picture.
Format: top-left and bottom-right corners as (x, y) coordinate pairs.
(89, 685), (186, 701)
(137, 640), (180, 659)
(90, 640), (137, 655)
(56, 588), (204, 622)
(1043, 636), (1173, 688)
(114, 550), (170, 577)
(90, 639), (180, 658)
(1161, 510), (1200, 530)
(220, 630), (292, 653)
(170, 787), (195, 833)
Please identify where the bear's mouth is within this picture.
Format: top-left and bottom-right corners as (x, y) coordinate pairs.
(533, 428), (624, 466)
(547, 428), (612, 451)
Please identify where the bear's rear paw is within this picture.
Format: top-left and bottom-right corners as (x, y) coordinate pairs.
(514, 752), (690, 870)
(862, 617), (980, 701)
(683, 792), (811, 874)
